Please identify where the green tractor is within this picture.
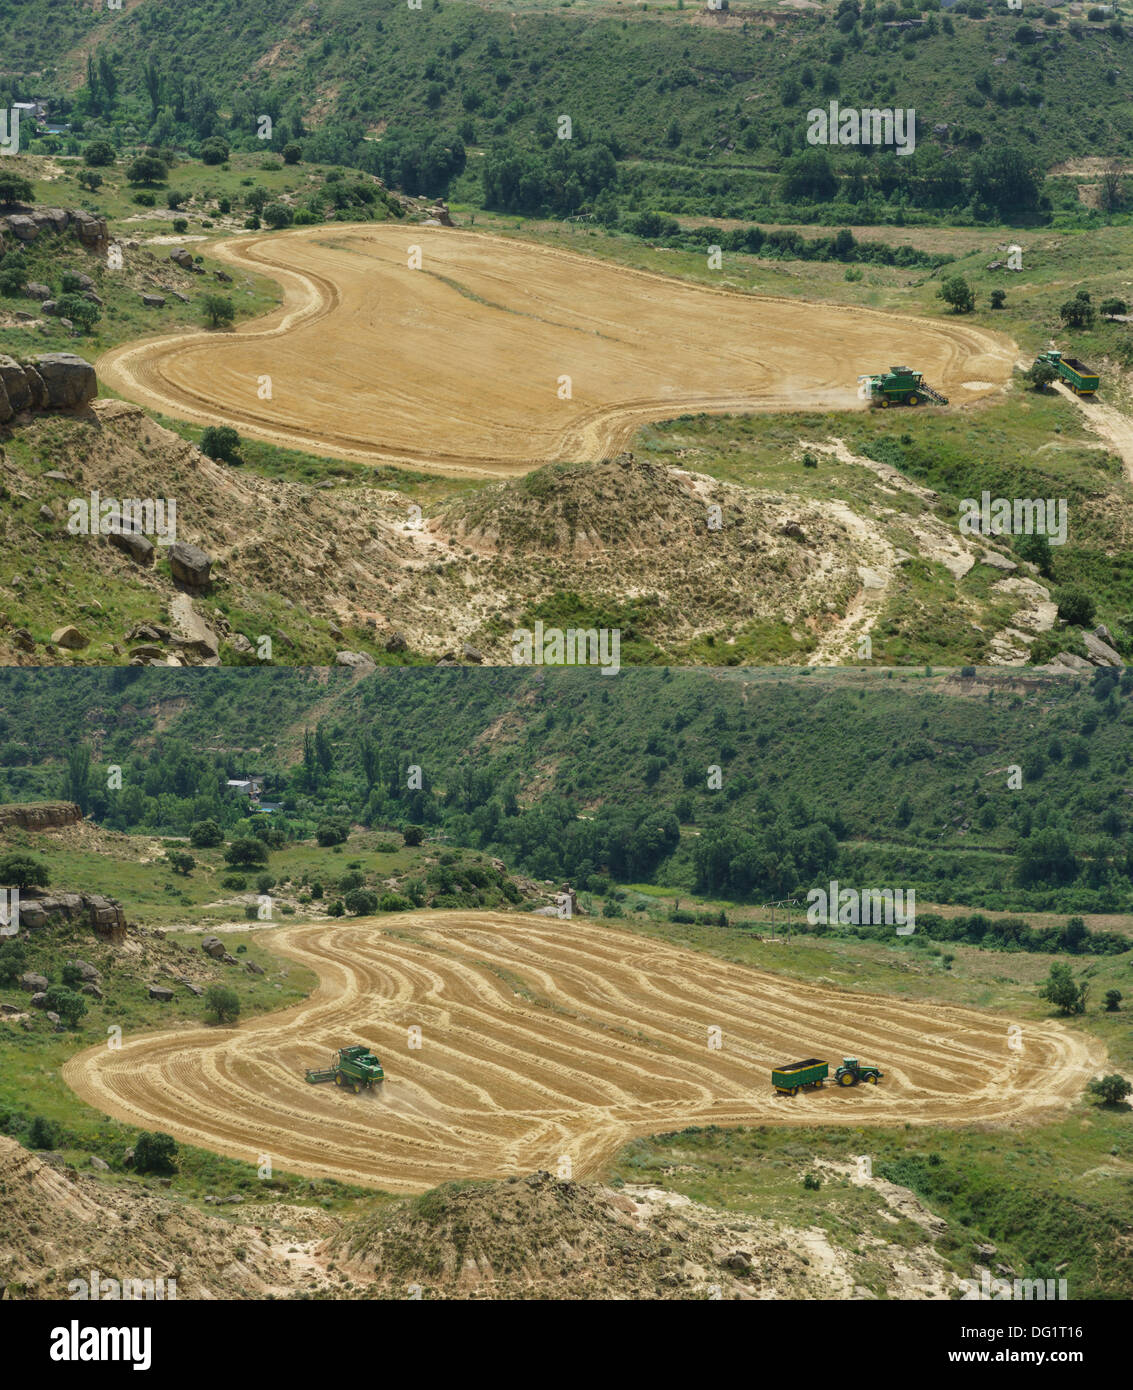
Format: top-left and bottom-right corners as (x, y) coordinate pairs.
(860, 366), (948, 408)
(834, 1056), (884, 1087)
(305, 1044), (384, 1093)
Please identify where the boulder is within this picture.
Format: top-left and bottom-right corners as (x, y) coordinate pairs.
(6, 215), (38, 241)
(230, 633), (254, 654)
(168, 541), (212, 590)
(0, 353), (33, 411)
(18, 972), (49, 993)
(335, 650), (376, 673)
(67, 959), (101, 984)
(108, 528), (156, 566)
(221, 953), (239, 966)
(70, 211), (108, 246)
(39, 504), (55, 522)
(50, 625), (89, 650)
(29, 992), (48, 1009)
(34, 207), (70, 235)
(181, 982), (203, 997)
(40, 299), (59, 316)
(89, 1155), (109, 1171)
(45, 1010), (61, 1025)
(169, 247), (194, 269)
(23, 282), (51, 300)
(29, 353), (97, 409)
(384, 632), (408, 653)
(462, 643), (484, 664)
(79, 983), (104, 1001)
(1082, 632), (1121, 666)
(22, 365), (47, 410)
(201, 936), (226, 960)
(148, 985), (174, 1002)
(142, 293), (165, 308)
(245, 960), (264, 975)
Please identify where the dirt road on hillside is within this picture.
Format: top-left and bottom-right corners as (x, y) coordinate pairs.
(98, 226), (1016, 478)
(62, 913), (1103, 1193)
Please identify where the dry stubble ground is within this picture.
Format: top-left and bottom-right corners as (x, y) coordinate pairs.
(98, 225), (1017, 478)
(63, 912), (1103, 1194)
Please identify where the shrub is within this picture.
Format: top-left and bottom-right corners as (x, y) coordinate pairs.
(55, 294), (101, 333)
(133, 1131), (179, 1174)
(28, 1115), (58, 1149)
(403, 826), (424, 847)
(77, 169), (103, 191)
(172, 217), (188, 234)
(1028, 359), (1057, 391)
(200, 424), (242, 463)
(1056, 585), (1096, 628)
(83, 140), (116, 167)
(316, 819), (349, 847)
(938, 276), (974, 313)
(262, 202), (294, 230)
(224, 837), (268, 868)
(203, 984), (240, 1025)
(1087, 1074), (1131, 1105)
(43, 985), (86, 1027)
(344, 888), (379, 915)
(166, 850), (195, 875)
(0, 172), (34, 205)
(0, 853), (49, 888)
(201, 295), (235, 329)
(1103, 989), (1122, 1012)
(190, 819), (223, 848)
(132, 191), (156, 207)
(989, 289), (1006, 309)
(221, 874), (247, 890)
(282, 143), (302, 165)
(0, 938), (27, 984)
(200, 137), (230, 165)
(379, 892), (412, 912)
(126, 155), (167, 185)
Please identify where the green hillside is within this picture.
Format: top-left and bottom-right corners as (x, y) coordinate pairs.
(6, 0), (1133, 226)
(2, 664), (1132, 916)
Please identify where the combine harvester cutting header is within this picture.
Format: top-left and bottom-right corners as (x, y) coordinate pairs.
(305, 1045), (384, 1093)
(859, 366), (948, 408)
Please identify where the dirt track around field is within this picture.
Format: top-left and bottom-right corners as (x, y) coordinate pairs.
(62, 913), (1103, 1193)
(97, 226), (1016, 478)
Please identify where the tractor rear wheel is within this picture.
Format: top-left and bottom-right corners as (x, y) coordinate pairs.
(334, 1072), (343, 1086)
(839, 1071), (857, 1087)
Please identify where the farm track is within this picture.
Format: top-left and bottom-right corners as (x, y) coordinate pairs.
(62, 913), (1104, 1194)
(97, 225), (1016, 479)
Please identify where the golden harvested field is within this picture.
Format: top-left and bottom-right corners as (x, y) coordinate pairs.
(98, 226), (1016, 479)
(63, 913), (1102, 1194)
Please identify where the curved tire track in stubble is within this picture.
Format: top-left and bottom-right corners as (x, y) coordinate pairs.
(97, 225), (1016, 480)
(62, 913), (1103, 1194)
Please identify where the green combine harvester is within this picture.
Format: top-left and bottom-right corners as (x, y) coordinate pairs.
(1033, 349), (1100, 396)
(771, 1055), (884, 1095)
(860, 365), (948, 408)
(305, 1045), (384, 1093)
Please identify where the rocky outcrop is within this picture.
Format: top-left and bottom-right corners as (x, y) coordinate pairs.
(16, 891), (128, 942)
(0, 205), (108, 248)
(0, 353), (97, 423)
(0, 801), (82, 830)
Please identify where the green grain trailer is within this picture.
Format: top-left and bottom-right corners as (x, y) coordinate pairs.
(1034, 349), (1099, 396)
(771, 1055), (884, 1094)
(305, 1044), (384, 1093)
(772, 1057), (829, 1095)
(861, 366), (948, 408)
